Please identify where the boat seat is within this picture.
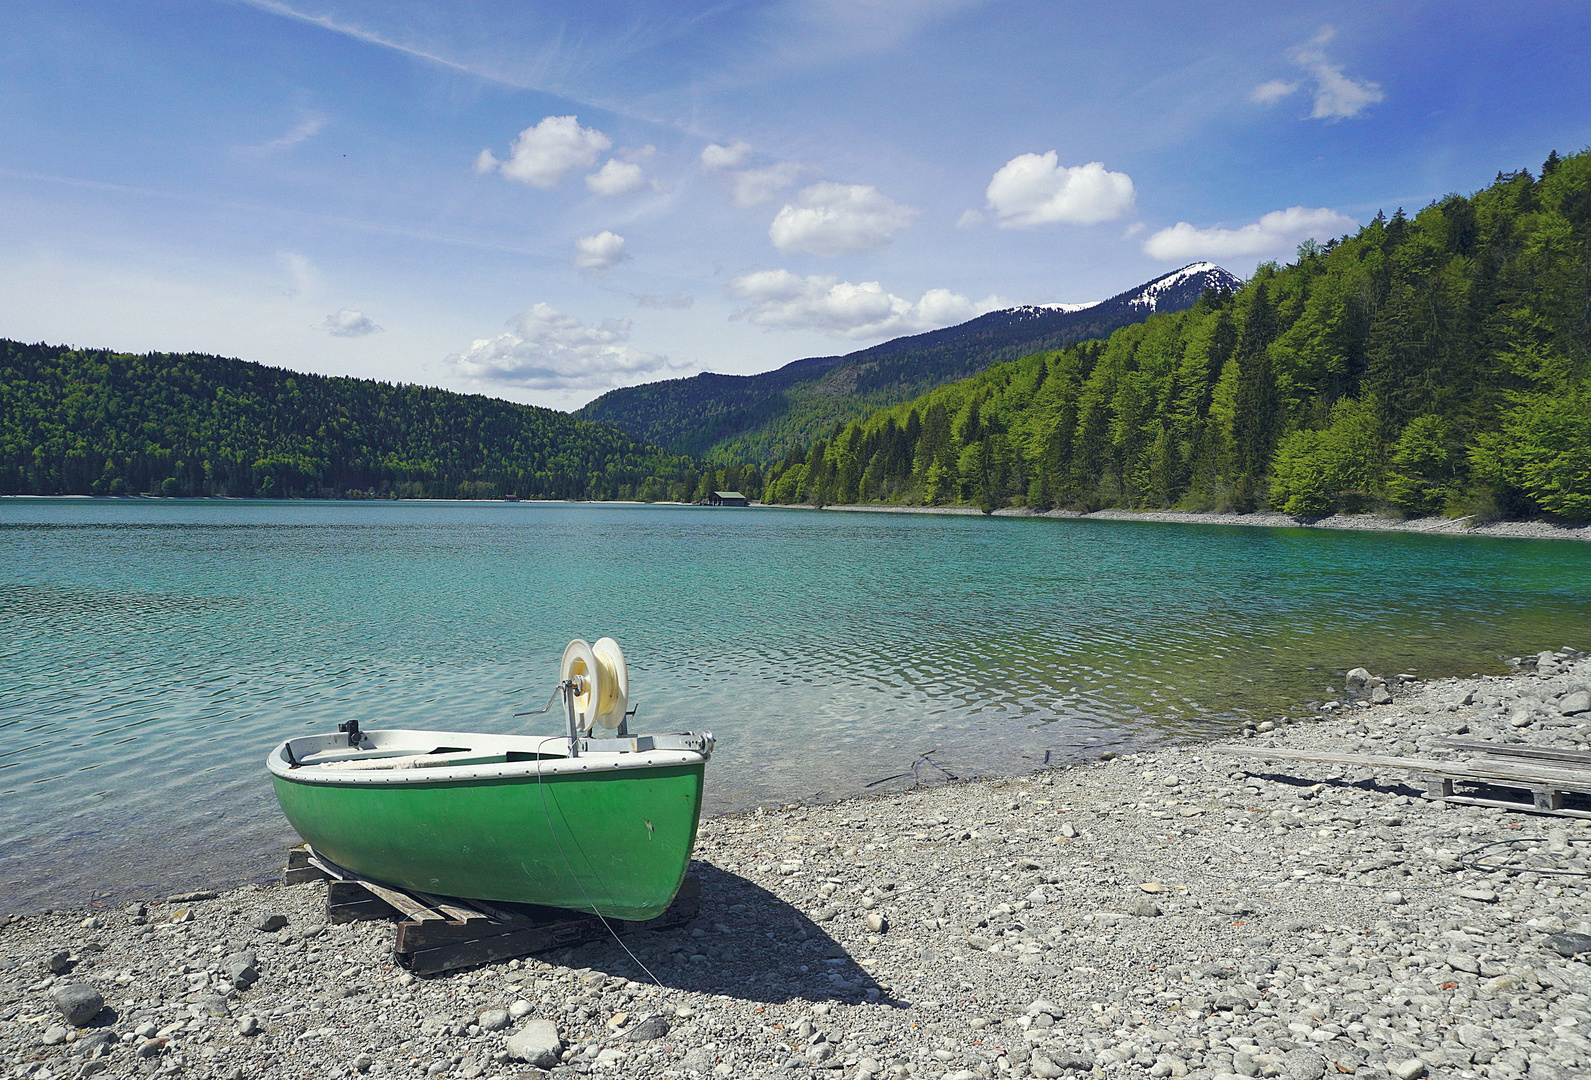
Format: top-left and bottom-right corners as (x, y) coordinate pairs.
(318, 753), (473, 772)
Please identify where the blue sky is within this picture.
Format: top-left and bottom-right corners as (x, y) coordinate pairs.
(1, 1), (1587, 410)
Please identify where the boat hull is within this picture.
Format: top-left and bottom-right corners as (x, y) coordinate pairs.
(271, 753), (704, 921)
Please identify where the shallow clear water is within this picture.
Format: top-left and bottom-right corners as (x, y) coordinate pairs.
(3, 498), (1589, 911)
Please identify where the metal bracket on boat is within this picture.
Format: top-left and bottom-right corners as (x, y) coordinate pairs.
(513, 679), (586, 758)
(337, 719), (361, 748)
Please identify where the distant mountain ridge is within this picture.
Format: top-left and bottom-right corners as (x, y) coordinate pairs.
(578, 263), (1241, 461)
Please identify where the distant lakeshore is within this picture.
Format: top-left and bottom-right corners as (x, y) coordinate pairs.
(6, 493), (1588, 542)
(781, 502), (1591, 542)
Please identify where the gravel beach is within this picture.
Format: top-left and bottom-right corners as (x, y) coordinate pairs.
(5, 648), (1590, 1080)
(812, 504), (1591, 543)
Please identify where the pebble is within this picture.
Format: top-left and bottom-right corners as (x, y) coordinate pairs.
(252, 912), (288, 932)
(505, 1019), (562, 1068)
(48, 982), (103, 1027)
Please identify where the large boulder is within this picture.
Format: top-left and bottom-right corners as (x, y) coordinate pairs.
(505, 1019), (562, 1068)
(49, 983), (103, 1027)
(1558, 690), (1590, 716)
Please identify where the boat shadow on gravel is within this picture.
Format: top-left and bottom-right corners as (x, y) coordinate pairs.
(541, 862), (899, 1008)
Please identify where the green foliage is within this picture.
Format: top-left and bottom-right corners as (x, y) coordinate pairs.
(577, 270), (1234, 462)
(1269, 398), (1381, 515)
(0, 342), (698, 501)
(759, 149), (1591, 520)
(1385, 415), (1460, 514)
(1470, 391), (1591, 517)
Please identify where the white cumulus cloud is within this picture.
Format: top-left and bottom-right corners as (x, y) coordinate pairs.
(573, 231), (629, 273)
(321, 309), (382, 337)
(985, 153), (1135, 228)
(448, 304), (667, 390)
(585, 159), (647, 196)
(728, 269), (1001, 340)
(1253, 27), (1384, 120)
(700, 141), (753, 170)
(1143, 206), (1356, 261)
(477, 116), (611, 188)
(768, 183), (918, 256)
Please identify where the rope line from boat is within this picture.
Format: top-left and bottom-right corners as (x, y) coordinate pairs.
(864, 747), (958, 789)
(533, 733), (667, 990)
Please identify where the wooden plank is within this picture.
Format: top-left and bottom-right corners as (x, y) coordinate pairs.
(404, 927), (572, 977)
(1535, 788), (1567, 811)
(396, 920), (529, 952)
(326, 881), (399, 924)
(352, 880), (446, 922)
(1440, 794), (1591, 820)
(1215, 745), (1591, 791)
(1441, 740), (1591, 766)
(409, 892), (496, 922)
(302, 848), (447, 921)
(283, 866), (330, 886)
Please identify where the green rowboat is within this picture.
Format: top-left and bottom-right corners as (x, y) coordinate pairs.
(267, 728), (712, 921)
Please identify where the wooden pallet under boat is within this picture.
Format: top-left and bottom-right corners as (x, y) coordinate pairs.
(284, 845), (700, 976)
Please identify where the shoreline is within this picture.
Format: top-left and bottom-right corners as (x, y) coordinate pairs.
(5, 649), (1589, 1079)
(786, 503), (1591, 543)
(7, 495), (1588, 542)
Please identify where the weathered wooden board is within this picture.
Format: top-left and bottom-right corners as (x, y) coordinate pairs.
(1215, 743), (1591, 819)
(1440, 739), (1591, 767)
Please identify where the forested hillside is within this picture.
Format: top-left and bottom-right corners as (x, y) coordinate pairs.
(760, 152), (1591, 520)
(0, 342), (697, 500)
(578, 264), (1238, 462)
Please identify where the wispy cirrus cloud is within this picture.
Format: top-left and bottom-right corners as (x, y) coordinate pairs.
(1251, 26), (1385, 120)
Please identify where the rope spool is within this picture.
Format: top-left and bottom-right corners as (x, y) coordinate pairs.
(559, 639), (601, 734)
(559, 637), (630, 735)
(591, 637), (629, 732)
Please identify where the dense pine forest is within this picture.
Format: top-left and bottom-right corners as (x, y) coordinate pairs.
(0, 342), (699, 501)
(578, 264), (1237, 463)
(759, 151), (1591, 520)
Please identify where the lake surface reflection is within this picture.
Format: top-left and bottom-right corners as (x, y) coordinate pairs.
(4, 498), (1588, 911)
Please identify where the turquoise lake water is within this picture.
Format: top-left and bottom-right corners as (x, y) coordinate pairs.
(3, 498), (1589, 912)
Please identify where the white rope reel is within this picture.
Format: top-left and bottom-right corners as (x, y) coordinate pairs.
(559, 637), (630, 736)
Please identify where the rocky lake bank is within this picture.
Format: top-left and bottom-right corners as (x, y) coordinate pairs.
(4, 649), (1590, 1080)
(799, 504), (1591, 543)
